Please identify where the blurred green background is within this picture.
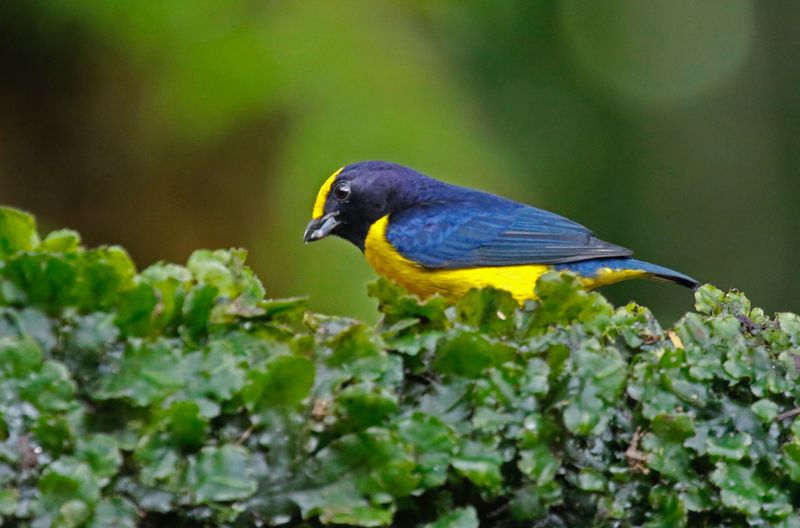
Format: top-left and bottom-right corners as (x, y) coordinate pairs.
(0, 0), (797, 324)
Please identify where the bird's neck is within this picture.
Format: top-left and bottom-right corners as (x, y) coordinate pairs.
(337, 222), (370, 251)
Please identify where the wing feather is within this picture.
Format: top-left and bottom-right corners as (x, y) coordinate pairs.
(385, 199), (632, 268)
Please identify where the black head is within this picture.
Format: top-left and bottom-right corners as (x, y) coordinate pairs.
(303, 161), (439, 250)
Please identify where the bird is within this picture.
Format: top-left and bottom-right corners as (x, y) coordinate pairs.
(303, 161), (698, 303)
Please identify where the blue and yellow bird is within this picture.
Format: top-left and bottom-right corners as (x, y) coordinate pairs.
(303, 161), (698, 303)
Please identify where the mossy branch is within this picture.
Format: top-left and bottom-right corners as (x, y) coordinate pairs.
(0, 207), (798, 527)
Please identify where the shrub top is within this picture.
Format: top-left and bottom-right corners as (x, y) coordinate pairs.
(0, 206), (798, 527)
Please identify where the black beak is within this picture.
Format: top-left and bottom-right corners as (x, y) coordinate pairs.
(304, 212), (340, 243)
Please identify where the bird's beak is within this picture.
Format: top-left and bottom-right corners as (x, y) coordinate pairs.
(304, 212), (340, 243)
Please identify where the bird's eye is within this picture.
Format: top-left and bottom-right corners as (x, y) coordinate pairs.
(333, 182), (351, 201)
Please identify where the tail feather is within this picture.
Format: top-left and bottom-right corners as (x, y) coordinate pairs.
(556, 257), (699, 289)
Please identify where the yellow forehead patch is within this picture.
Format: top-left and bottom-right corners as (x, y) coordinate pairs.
(311, 167), (344, 219)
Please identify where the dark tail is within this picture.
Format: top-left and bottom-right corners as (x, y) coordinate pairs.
(557, 257), (700, 289)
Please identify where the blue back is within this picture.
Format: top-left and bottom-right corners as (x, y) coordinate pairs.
(382, 175), (632, 268)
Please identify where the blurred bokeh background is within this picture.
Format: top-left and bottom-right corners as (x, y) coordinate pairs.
(0, 0), (797, 323)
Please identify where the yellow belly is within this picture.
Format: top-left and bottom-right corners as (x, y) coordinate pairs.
(364, 215), (651, 303)
(364, 216), (549, 303)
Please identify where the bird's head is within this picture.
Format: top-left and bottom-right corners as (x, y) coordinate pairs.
(303, 161), (436, 250)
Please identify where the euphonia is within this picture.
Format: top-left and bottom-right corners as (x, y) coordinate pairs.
(303, 161), (698, 303)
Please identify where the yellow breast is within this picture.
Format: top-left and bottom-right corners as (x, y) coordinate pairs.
(364, 215), (550, 303)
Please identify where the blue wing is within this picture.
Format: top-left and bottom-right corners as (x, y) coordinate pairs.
(385, 198), (632, 268)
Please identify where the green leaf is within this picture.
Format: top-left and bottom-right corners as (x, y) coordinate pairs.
(433, 331), (516, 378)
(367, 278), (447, 327)
(645, 486), (687, 528)
(38, 458), (101, 519)
(778, 312), (800, 342)
(54, 500), (91, 528)
(424, 506), (479, 528)
(187, 445), (257, 503)
(0, 335), (42, 377)
(115, 282), (158, 336)
(0, 207), (39, 258)
(242, 354), (315, 414)
(325, 322), (383, 370)
(186, 249), (265, 320)
(140, 263), (192, 330)
(509, 482), (563, 521)
(164, 401), (208, 449)
(395, 413), (456, 489)
(694, 286), (750, 317)
(96, 340), (183, 406)
(456, 287), (517, 335)
(2, 253), (78, 310)
(75, 434), (122, 484)
(133, 434), (182, 487)
(74, 246), (136, 311)
(334, 383), (398, 433)
(114, 477), (174, 513)
(751, 399), (778, 422)
(182, 341), (245, 415)
(452, 441), (503, 494)
(87, 497), (139, 528)
(694, 284), (726, 315)
(562, 341), (626, 435)
(710, 462), (767, 516)
(3, 244), (134, 313)
(33, 411), (80, 455)
(577, 469), (606, 492)
(782, 440), (800, 482)
(20, 360), (76, 411)
(385, 328), (442, 357)
(0, 487), (18, 516)
(41, 229), (81, 253)
(706, 432), (751, 461)
(518, 442), (560, 485)
(319, 428), (420, 499)
(180, 283), (218, 340)
(65, 312), (119, 354)
(526, 271), (613, 334)
(291, 479), (395, 527)
(642, 414), (695, 480)
(261, 296), (308, 323)
(679, 482), (714, 512)
(521, 357), (550, 396)
(16, 307), (56, 352)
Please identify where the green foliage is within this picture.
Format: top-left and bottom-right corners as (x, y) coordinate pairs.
(0, 206), (798, 527)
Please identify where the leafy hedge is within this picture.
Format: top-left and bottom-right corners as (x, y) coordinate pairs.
(0, 206), (799, 527)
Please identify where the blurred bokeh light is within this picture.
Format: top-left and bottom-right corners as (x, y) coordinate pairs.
(0, 0), (797, 323)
